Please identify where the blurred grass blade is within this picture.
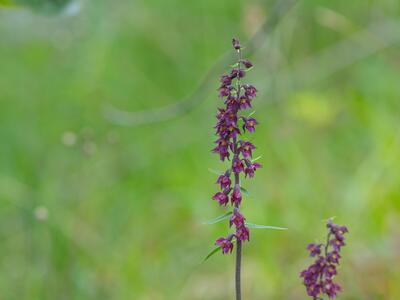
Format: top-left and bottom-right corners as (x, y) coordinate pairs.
(245, 222), (288, 230)
(251, 156), (262, 162)
(11, 0), (74, 14)
(204, 246), (221, 261)
(203, 211), (232, 225)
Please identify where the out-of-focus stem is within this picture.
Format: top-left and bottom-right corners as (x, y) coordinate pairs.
(235, 239), (242, 300)
(232, 135), (242, 300)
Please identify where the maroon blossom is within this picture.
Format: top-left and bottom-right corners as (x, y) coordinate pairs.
(226, 122), (240, 138)
(323, 280), (341, 298)
(239, 141), (255, 158)
(217, 173), (231, 190)
(232, 158), (244, 173)
(244, 161), (261, 178)
(220, 75), (232, 86)
(241, 59), (253, 69)
(327, 251), (341, 264)
(300, 219), (349, 299)
(239, 95), (252, 109)
(230, 186), (242, 206)
(219, 86), (231, 98)
(230, 68), (245, 79)
(225, 98), (239, 112)
(243, 117), (258, 133)
(212, 138), (230, 161)
(243, 84), (257, 99)
(324, 264), (337, 278)
(212, 192), (229, 206)
(306, 283), (321, 298)
(307, 243), (322, 257)
(230, 208), (245, 228)
(328, 221), (348, 241)
(216, 108), (226, 119)
(330, 239), (345, 251)
(236, 226), (250, 241)
(223, 108), (238, 123)
(232, 38), (241, 50)
(215, 237), (234, 254)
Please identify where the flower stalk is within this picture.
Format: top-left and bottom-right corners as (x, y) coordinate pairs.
(211, 38), (261, 300)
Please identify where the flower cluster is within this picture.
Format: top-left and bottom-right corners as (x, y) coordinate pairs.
(300, 220), (349, 299)
(212, 38), (261, 254)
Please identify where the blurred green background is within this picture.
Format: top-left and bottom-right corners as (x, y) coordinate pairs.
(1, 0), (400, 299)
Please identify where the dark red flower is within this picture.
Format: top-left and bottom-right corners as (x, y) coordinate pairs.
(241, 59), (253, 69)
(327, 251), (341, 264)
(232, 158), (244, 174)
(330, 238), (345, 251)
(239, 95), (252, 109)
(324, 264), (337, 278)
(212, 192), (229, 206)
(220, 75), (232, 87)
(223, 108), (238, 123)
(236, 226), (250, 241)
(230, 208), (245, 228)
(226, 122), (240, 138)
(215, 237), (234, 254)
(232, 38), (241, 50)
(219, 86), (231, 98)
(244, 117), (258, 133)
(217, 174), (231, 190)
(307, 243), (322, 257)
(230, 68), (245, 79)
(306, 283), (321, 298)
(239, 141), (255, 158)
(231, 186), (242, 206)
(328, 220), (348, 241)
(243, 84), (257, 99)
(212, 144), (230, 161)
(244, 162), (261, 178)
(322, 279), (341, 298)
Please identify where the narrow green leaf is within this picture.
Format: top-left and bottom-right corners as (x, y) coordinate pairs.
(208, 168), (223, 175)
(203, 239), (237, 262)
(204, 246), (221, 261)
(240, 187), (250, 196)
(203, 211), (232, 225)
(247, 111), (256, 117)
(251, 156), (262, 162)
(245, 222), (288, 230)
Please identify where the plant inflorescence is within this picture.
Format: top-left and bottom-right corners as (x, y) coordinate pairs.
(300, 220), (349, 299)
